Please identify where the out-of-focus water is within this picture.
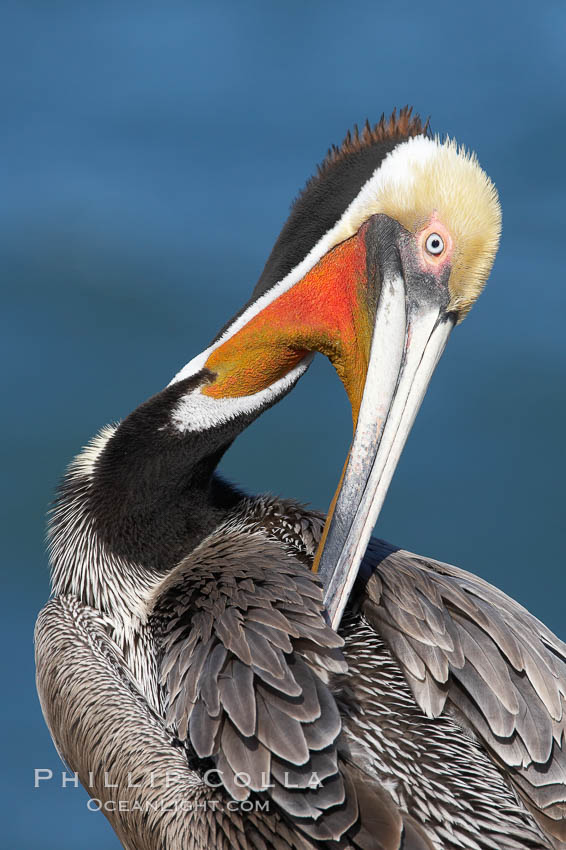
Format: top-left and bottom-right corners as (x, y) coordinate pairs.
(2, 1), (565, 846)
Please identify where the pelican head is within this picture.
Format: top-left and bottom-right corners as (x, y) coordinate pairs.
(169, 110), (501, 625)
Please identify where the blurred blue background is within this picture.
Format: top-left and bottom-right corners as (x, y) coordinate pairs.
(2, 1), (565, 846)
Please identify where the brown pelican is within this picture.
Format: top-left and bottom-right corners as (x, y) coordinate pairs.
(36, 109), (566, 849)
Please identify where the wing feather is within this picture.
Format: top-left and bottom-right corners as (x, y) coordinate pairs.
(151, 523), (395, 847)
(360, 538), (566, 841)
(218, 659), (257, 737)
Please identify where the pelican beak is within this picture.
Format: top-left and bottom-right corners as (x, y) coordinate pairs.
(314, 213), (456, 628)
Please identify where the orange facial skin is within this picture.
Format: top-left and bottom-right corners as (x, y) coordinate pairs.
(204, 221), (376, 428)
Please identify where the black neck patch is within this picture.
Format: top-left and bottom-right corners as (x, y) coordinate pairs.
(85, 374), (246, 569)
(65, 368), (298, 572)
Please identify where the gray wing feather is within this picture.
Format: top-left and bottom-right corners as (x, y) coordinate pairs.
(36, 597), (321, 850)
(256, 690), (310, 763)
(221, 719), (271, 792)
(189, 695), (221, 757)
(360, 537), (566, 842)
(246, 620), (294, 653)
(251, 661), (303, 696)
(255, 663), (321, 724)
(151, 526), (397, 847)
(218, 659), (256, 737)
(246, 606), (301, 636)
(199, 642), (227, 715)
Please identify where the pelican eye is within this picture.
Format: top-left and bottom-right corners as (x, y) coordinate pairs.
(425, 233), (445, 256)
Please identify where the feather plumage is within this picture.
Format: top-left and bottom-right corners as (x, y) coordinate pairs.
(360, 537), (566, 843)
(150, 519), (391, 846)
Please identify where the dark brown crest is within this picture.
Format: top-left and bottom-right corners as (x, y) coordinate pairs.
(314, 106), (429, 184)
